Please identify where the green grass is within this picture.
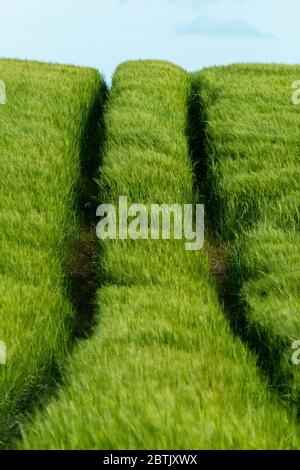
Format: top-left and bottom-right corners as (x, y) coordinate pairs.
(191, 64), (300, 403)
(18, 61), (299, 450)
(229, 226), (300, 402)
(191, 65), (300, 239)
(0, 59), (105, 447)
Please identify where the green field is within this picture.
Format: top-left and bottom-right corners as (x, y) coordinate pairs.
(190, 65), (300, 403)
(0, 59), (106, 447)
(0, 59), (299, 449)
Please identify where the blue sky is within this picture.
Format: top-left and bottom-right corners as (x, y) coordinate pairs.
(0, 0), (299, 81)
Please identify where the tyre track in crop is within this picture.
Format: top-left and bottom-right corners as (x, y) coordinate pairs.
(68, 83), (108, 339)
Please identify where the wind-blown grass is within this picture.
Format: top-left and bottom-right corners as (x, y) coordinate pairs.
(191, 64), (300, 403)
(19, 61), (299, 450)
(0, 59), (105, 447)
(229, 227), (300, 401)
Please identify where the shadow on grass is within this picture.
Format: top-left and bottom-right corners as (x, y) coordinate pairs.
(68, 79), (108, 339)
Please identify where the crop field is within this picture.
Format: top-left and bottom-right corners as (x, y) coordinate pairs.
(0, 59), (105, 448)
(190, 65), (300, 404)
(0, 59), (299, 450)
